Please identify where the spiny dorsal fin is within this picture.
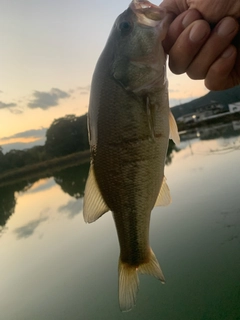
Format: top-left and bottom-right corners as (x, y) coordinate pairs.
(83, 164), (109, 223)
(169, 110), (180, 145)
(154, 176), (171, 207)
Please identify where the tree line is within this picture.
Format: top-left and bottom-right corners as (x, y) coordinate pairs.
(0, 112), (178, 176)
(0, 114), (89, 175)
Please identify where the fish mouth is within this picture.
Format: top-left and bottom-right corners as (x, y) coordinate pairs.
(130, 0), (165, 27)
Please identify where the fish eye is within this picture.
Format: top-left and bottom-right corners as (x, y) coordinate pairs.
(118, 21), (132, 34)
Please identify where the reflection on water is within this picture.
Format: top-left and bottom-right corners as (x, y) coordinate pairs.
(0, 143), (177, 230)
(54, 162), (89, 198)
(0, 121), (240, 320)
(0, 162), (90, 230)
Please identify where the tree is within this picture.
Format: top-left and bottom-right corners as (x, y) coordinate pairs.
(54, 162), (90, 198)
(0, 146), (6, 173)
(45, 114), (89, 158)
(0, 186), (16, 227)
(165, 140), (179, 166)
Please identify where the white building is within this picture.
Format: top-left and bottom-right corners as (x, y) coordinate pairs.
(177, 113), (197, 124)
(229, 102), (240, 113)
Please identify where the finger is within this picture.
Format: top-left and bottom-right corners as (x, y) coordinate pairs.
(159, 0), (189, 16)
(186, 17), (239, 79)
(168, 19), (211, 74)
(163, 9), (203, 53)
(187, 0), (240, 23)
(204, 45), (238, 90)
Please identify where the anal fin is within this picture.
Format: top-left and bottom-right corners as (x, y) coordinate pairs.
(154, 176), (171, 207)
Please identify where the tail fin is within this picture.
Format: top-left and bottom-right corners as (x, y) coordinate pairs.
(118, 248), (165, 312)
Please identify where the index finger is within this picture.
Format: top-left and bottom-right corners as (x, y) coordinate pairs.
(163, 9), (203, 53)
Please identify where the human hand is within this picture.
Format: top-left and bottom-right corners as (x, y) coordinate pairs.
(186, 0), (240, 23)
(160, 0), (240, 90)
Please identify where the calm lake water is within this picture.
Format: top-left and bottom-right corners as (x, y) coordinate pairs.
(1, 121), (240, 320)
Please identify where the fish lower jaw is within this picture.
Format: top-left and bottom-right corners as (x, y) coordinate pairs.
(130, 1), (165, 27)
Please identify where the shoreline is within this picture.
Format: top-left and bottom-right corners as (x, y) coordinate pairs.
(0, 150), (90, 188)
(1, 112), (239, 188)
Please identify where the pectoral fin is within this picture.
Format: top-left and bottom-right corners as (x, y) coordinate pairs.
(154, 176), (171, 206)
(83, 164), (109, 223)
(169, 110), (180, 145)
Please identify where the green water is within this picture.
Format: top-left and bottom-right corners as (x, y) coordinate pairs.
(0, 121), (240, 320)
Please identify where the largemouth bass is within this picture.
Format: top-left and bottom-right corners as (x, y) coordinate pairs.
(83, 0), (180, 312)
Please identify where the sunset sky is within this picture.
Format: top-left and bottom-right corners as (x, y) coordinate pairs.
(0, 0), (207, 153)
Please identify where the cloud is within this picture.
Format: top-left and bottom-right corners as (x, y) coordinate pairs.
(77, 85), (91, 95)
(0, 128), (47, 153)
(0, 101), (17, 109)
(28, 88), (70, 110)
(14, 216), (48, 239)
(9, 108), (23, 114)
(58, 199), (82, 219)
(1, 128), (47, 141)
(77, 85), (90, 91)
(28, 179), (55, 194)
(169, 89), (180, 93)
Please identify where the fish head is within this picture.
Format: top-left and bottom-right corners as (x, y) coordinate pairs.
(110, 0), (171, 93)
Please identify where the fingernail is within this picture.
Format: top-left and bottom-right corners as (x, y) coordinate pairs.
(217, 18), (238, 37)
(221, 46), (235, 58)
(189, 23), (209, 42)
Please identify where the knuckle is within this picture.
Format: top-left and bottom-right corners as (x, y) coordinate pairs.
(186, 65), (206, 79)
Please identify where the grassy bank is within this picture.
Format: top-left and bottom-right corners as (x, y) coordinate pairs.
(0, 150), (90, 187)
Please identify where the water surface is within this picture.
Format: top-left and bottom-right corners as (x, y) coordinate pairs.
(1, 121), (240, 320)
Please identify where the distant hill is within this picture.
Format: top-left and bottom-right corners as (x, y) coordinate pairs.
(171, 85), (240, 119)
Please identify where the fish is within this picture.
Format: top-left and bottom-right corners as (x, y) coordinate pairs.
(83, 0), (180, 312)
